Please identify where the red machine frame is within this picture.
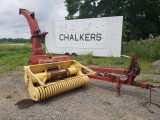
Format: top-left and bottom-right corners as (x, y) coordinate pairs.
(19, 9), (72, 65)
(87, 54), (152, 95)
(19, 8), (153, 96)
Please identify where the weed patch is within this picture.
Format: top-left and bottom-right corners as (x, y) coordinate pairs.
(0, 39), (160, 74)
(136, 78), (160, 83)
(123, 39), (160, 61)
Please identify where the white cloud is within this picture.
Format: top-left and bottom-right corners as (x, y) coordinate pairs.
(0, 0), (68, 38)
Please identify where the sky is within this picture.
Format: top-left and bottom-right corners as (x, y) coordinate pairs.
(0, 0), (68, 39)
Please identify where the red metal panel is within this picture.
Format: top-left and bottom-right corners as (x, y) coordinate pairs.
(20, 9), (72, 62)
(88, 74), (124, 83)
(19, 8), (39, 36)
(29, 55), (72, 65)
(88, 67), (126, 74)
(19, 9), (44, 55)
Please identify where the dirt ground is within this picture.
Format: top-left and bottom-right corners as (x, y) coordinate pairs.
(0, 69), (160, 120)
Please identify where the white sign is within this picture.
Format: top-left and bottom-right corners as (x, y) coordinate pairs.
(45, 16), (123, 57)
(55, 19), (106, 49)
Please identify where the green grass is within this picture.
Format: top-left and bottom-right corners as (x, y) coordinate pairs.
(0, 44), (31, 75)
(0, 39), (160, 77)
(123, 39), (160, 61)
(0, 44), (31, 66)
(73, 54), (160, 74)
(73, 39), (160, 74)
(136, 78), (160, 83)
(73, 53), (131, 69)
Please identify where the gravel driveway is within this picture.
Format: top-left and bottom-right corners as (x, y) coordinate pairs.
(0, 70), (160, 120)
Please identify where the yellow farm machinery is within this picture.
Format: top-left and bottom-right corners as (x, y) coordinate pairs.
(20, 9), (154, 101)
(24, 60), (95, 101)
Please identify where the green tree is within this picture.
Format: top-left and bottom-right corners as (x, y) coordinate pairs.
(64, 0), (160, 41)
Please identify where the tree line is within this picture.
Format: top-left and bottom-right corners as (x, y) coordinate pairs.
(0, 38), (30, 43)
(0, 38), (45, 44)
(64, 0), (160, 41)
